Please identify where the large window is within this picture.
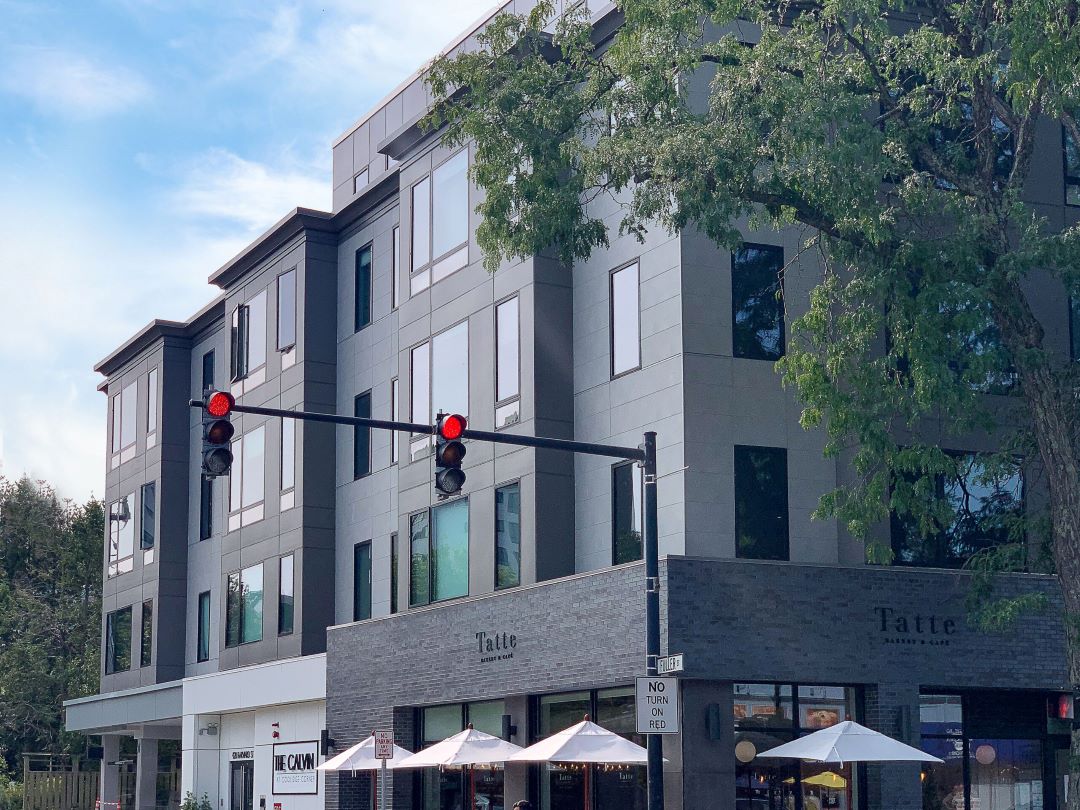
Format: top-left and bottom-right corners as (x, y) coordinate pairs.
(1065, 126), (1080, 206)
(231, 290), (267, 386)
(612, 462), (643, 565)
(410, 322), (469, 455)
(278, 555), (294, 635)
(411, 150), (469, 294)
(197, 591), (211, 662)
(353, 542), (372, 621)
(734, 446), (789, 561)
(225, 563), (263, 647)
(354, 392), (372, 478)
(495, 296), (520, 427)
(495, 483), (521, 589)
(410, 498), (469, 606)
(105, 606), (132, 675)
(355, 244), (372, 331)
(111, 381), (137, 467)
(277, 269), (296, 366)
(229, 425), (265, 530)
(146, 368), (158, 448)
(140, 482), (156, 550)
(537, 688), (646, 810)
(610, 262), (641, 377)
(734, 683), (860, 810)
(281, 416), (295, 509)
(732, 243), (785, 361)
(140, 600), (153, 667)
(419, 700), (505, 810)
(107, 495), (134, 577)
(891, 452), (1024, 569)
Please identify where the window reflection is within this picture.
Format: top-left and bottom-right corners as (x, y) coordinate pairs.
(732, 244), (785, 361)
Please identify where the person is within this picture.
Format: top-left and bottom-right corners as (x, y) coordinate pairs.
(512, 802), (533, 810)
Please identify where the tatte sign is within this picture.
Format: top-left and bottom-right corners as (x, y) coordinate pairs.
(272, 741), (319, 795)
(374, 731), (394, 760)
(635, 677), (680, 734)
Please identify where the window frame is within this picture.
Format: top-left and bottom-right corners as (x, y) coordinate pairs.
(105, 606), (133, 675)
(409, 149), (470, 295)
(140, 481), (156, 551)
(278, 554), (294, 636)
(277, 268), (297, 363)
(1070, 297), (1079, 363)
(495, 295), (521, 428)
(390, 532), (399, 614)
(495, 480), (522, 590)
(408, 319), (470, 457)
(733, 444), (790, 561)
(390, 378), (399, 464)
(353, 541), (373, 622)
(611, 461), (644, 566)
(280, 415), (296, 508)
(196, 590), (211, 662)
(199, 476), (213, 541)
(354, 242), (373, 332)
(228, 425), (266, 530)
(230, 290), (267, 391)
(140, 599), (153, 668)
(353, 391), (372, 479)
(225, 563), (264, 647)
(391, 226), (401, 309)
(145, 368), (158, 449)
(731, 242), (786, 362)
(201, 349), (215, 394)
(409, 497), (470, 607)
(111, 381), (138, 468)
(1064, 125), (1080, 206)
(609, 260), (642, 379)
(107, 494), (135, 577)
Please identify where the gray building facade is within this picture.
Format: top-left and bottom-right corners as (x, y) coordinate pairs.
(67, 3), (1079, 810)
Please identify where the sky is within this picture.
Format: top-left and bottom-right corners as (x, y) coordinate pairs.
(0, 0), (497, 503)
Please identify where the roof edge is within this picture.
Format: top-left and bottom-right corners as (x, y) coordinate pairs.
(208, 207), (334, 289)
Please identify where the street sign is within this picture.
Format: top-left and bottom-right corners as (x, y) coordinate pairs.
(636, 676), (680, 734)
(374, 731), (394, 760)
(657, 654), (684, 675)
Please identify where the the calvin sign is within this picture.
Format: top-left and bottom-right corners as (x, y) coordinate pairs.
(273, 741), (319, 795)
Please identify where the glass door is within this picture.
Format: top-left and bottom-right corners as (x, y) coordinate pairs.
(230, 761), (254, 810)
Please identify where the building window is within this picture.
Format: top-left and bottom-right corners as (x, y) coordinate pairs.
(277, 269), (296, 369)
(353, 542), (372, 621)
(1070, 297), (1079, 362)
(281, 416), (295, 506)
(495, 483), (521, 589)
(107, 495), (134, 577)
(146, 368), (158, 448)
(432, 322), (469, 415)
(612, 462), (643, 565)
(201, 349), (215, 394)
(891, 452), (1024, 569)
(734, 445), (789, 561)
(610, 262), (641, 377)
(104, 606), (132, 674)
(140, 600), (153, 667)
(229, 425), (265, 530)
(197, 591), (211, 662)
(410, 498), (469, 606)
(353, 168), (369, 194)
(354, 392), (372, 478)
(390, 378), (399, 464)
(140, 482), (156, 550)
(355, 244), (373, 331)
(420, 701), (507, 810)
(225, 563), (263, 647)
(278, 555), (294, 635)
(391, 226), (401, 309)
(390, 533), (399, 614)
(495, 296), (520, 428)
(734, 683), (860, 810)
(199, 477), (213, 541)
(732, 243), (785, 361)
(111, 381), (137, 467)
(411, 343), (431, 427)
(1065, 126), (1080, 206)
(231, 290), (267, 385)
(411, 150), (469, 294)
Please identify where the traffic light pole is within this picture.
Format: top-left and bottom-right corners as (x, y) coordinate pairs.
(190, 400), (665, 810)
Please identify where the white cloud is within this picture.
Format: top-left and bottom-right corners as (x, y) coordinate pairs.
(0, 46), (150, 118)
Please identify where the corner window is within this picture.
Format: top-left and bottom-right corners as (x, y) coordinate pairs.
(145, 369), (158, 449)
(196, 590), (211, 662)
(353, 542), (372, 621)
(280, 416), (295, 510)
(354, 392), (372, 479)
(734, 445), (789, 560)
(732, 244), (785, 361)
(1065, 126), (1080, 206)
(111, 381), (137, 467)
(105, 606), (132, 674)
(277, 269), (297, 368)
(140, 600), (153, 667)
(228, 425), (265, 531)
(495, 483), (521, 589)
(891, 452), (1023, 568)
(231, 290), (267, 390)
(495, 296), (520, 428)
(140, 482), (156, 550)
(411, 150), (469, 294)
(107, 495), (134, 577)
(278, 555), (294, 635)
(410, 498), (469, 606)
(612, 462), (643, 565)
(611, 261), (641, 377)
(355, 244), (373, 331)
(225, 563), (263, 647)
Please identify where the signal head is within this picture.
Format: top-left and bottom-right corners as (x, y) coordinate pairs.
(206, 391), (235, 418)
(203, 447), (234, 477)
(438, 413), (467, 440)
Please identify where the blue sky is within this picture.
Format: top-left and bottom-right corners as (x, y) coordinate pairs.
(0, 0), (496, 502)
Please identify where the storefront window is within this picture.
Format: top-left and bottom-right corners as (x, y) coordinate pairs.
(420, 700), (506, 810)
(734, 683), (859, 810)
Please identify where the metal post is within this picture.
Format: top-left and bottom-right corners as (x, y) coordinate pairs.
(643, 431), (664, 810)
(378, 759), (387, 810)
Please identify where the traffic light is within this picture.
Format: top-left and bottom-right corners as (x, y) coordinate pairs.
(202, 391), (235, 477)
(434, 413), (467, 497)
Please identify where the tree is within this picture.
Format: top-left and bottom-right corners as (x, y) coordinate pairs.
(0, 477), (103, 774)
(428, 0), (1080, 800)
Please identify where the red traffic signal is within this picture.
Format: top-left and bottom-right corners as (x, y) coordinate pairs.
(434, 413), (467, 497)
(207, 391), (235, 418)
(202, 391), (235, 478)
(438, 413), (467, 440)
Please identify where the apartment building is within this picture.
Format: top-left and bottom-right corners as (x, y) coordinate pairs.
(66, 3), (1079, 810)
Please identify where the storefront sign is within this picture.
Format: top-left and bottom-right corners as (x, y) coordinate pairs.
(874, 606), (959, 646)
(272, 742), (319, 795)
(475, 630), (517, 663)
(636, 676), (680, 734)
(231, 751), (254, 761)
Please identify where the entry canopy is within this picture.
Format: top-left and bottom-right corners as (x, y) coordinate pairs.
(756, 721), (944, 764)
(395, 726), (524, 768)
(317, 735), (414, 771)
(508, 719), (649, 764)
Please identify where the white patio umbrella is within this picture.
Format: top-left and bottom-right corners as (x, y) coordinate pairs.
(755, 721), (944, 764)
(317, 734), (414, 772)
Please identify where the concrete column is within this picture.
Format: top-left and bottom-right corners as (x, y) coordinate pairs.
(135, 738), (159, 810)
(864, 682), (922, 810)
(101, 735), (122, 808)
(502, 695), (530, 807)
(675, 680), (733, 810)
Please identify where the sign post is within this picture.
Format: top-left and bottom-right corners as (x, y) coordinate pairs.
(374, 732), (393, 810)
(636, 677), (680, 735)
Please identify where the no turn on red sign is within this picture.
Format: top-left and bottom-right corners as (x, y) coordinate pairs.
(635, 677), (680, 734)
